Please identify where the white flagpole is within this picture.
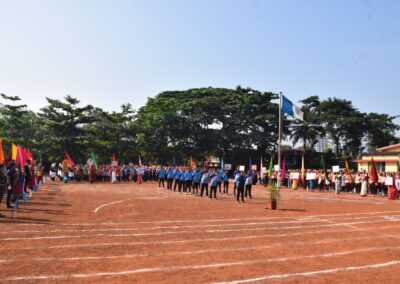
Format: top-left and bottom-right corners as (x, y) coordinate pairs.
(277, 92), (283, 210)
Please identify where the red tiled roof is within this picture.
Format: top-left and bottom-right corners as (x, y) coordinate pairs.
(376, 143), (400, 152)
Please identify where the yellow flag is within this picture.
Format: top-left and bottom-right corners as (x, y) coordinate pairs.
(12, 143), (18, 161)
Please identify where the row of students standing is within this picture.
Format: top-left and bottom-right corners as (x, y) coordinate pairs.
(156, 166), (230, 199)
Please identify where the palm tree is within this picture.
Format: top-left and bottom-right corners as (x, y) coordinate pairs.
(290, 96), (324, 151)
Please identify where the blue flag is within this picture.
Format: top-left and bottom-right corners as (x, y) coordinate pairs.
(282, 95), (304, 121)
(249, 157), (252, 173)
(221, 158), (224, 171)
(172, 157), (177, 167)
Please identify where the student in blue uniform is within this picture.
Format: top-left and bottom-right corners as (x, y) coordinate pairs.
(209, 170), (218, 199)
(245, 171), (253, 199)
(223, 170), (229, 195)
(166, 166), (175, 190)
(200, 169), (209, 197)
(158, 166), (166, 189)
(216, 169), (223, 193)
(173, 168), (181, 192)
(233, 166), (240, 195)
(193, 168), (202, 195)
(185, 169), (194, 194)
(237, 171), (246, 203)
(180, 168), (187, 193)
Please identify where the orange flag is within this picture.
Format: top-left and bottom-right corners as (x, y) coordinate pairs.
(0, 138), (5, 164)
(370, 158), (379, 184)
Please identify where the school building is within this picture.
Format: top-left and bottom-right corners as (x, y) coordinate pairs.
(354, 143), (400, 172)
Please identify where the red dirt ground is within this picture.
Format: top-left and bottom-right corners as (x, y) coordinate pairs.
(1, 181), (400, 283)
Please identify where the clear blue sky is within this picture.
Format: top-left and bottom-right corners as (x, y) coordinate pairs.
(0, 0), (399, 124)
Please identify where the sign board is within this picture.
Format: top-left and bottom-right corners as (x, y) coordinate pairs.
(385, 177), (394, 186)
(224, 164), (232, 171)
(274, 165), (280, 171)
(290, 172), (300, 180)
(252, 165), (257, 171)
(306, 173), (317, 180)
(111, 161), (118, 167)
(261, 167), (267, 174)
(332, 165), (340, 173)
(239, 165), (245, 171)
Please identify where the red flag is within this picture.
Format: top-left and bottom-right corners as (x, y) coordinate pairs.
(281, 158), (286, 180)
(16, 145), (27, 167)
(138, 155), (142, 167)
(112, 153), (116, 162)
(370, 157), (378, 183)
(64, 150), (75, 168)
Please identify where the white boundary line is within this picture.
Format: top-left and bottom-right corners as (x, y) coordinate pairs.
(212, 260), (400, 283)
(3, 214), (399, 235)
(2, 247), (399, 281)
(93, 198), (136, 213)
(3, 235), (400, 264)
(2, 210), (400, 227)
(2, 224), (400, 251)
(1, 219), (398, 241)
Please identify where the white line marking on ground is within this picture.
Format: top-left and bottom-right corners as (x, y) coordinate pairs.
(0, 219), (397, 241)
(212, 259), (400, 283)
(2, 210), (400, 227)
(2, 224), (399, 251)
(2, 247), (398, 281)
(4, 214), (399, 235)
(93, 198), (136, 213)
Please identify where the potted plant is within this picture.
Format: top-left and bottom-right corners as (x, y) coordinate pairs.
(268, 183), (279, 210)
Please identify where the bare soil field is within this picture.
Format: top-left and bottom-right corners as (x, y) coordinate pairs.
(1, 181), (400, 283)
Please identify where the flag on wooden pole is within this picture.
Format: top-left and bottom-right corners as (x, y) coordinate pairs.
(138, 155), (142, 167)
(370, 157), (379, 184)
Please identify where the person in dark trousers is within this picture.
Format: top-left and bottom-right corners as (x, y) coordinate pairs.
(0, 164), (9, 216)
(166, 166), (174, 190)
(6, 162), (17, 209)
(200, 170), (209, 197)
(237, 171), (246, 203)
(223, 170), (229, 194)
(23, 159), (31, 193)
(209, 170), (218, 199)
(173, 168), (181, 192)
(245, 171), (253, 199)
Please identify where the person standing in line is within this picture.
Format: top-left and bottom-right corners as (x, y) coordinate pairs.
(223, 170), (229, 195)
(158, 166), (166, 190)
(234, 170), (240, 196)
(209, 170), (218, 199)
(355, 173), (362, 194)
(193, 168), (202, 195)
(166, 166), (174, 190)
(216, 168), (223, 193)
(174, 167), (181, 192)
(200, 169), (209, 197)
(185, 168), (194, 195)
(245, 171), (253, 199)
(334, 173), (341, 194)
(360, 172), (368, 197)
(180, 168), (187, 193)
(0, 164), (8, 217)
(237, 171), (246, 203)
(233, 166), (240, 196)
(23, 159), (32, 193)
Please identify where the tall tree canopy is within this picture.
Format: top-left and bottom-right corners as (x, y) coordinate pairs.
(0, 89), (398, 165)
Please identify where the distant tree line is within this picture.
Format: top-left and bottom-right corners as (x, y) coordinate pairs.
(0, 87), (398, 166)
